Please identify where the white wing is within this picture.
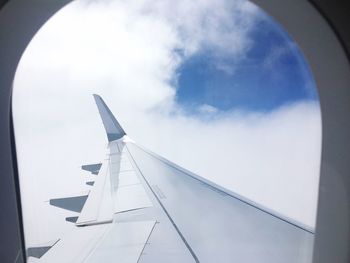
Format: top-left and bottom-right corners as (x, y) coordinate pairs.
(28, 95), (314, 263)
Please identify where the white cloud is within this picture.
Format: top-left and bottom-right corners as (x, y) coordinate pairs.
(12, 0), (321, 245)
(136, 0), (259, 57)
(136, 101), (321, 230)
(197, 104), (219, 114)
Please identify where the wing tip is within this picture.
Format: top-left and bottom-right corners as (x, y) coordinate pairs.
(93, 94), (126, 142)
(93, 93), (101, 99)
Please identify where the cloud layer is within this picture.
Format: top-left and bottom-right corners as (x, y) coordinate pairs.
(13, 0), (321, 245)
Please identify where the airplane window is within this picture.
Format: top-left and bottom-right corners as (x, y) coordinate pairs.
(12, 0), (321, 262)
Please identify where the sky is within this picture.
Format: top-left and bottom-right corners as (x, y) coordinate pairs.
(176, 28), (318, 112)
(12, 0), (321, 246)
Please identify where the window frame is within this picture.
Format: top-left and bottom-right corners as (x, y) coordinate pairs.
(0, 0), (349, 262)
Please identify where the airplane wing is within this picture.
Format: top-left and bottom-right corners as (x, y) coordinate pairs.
(28, 94), (314, 263)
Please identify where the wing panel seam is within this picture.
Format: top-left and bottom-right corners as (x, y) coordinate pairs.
(126, 144), (200, 263)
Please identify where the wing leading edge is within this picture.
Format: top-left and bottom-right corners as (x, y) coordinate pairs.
(32, 95), (314, 263)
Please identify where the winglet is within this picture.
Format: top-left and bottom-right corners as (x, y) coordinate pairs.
(93, 94), (126, 142)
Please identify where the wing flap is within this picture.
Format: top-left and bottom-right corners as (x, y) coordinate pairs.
(76, 161), (113, 226)
(86, 221), (156, 263)
(39, 221), (156, 263)
(114, 184), (153, 213)
(39, 224), (109, 263)
(113, 148), (153, 213)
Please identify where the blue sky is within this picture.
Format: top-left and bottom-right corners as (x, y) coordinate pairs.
(175, 12), (318, 113)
